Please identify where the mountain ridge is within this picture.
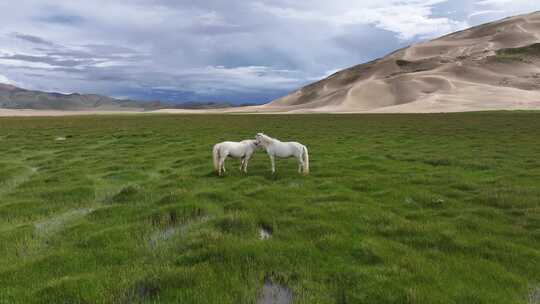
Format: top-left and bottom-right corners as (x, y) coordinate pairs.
(0, 84), (158, 111)
(0, 84), (239, 111)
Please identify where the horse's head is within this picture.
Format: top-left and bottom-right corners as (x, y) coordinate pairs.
(255, 133), (268, 146)
(250, 139), (261, 149)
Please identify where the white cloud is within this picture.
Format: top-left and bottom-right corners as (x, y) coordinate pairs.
(476, 0), (513, 5)
(0, 74), (22, 87)
(0, 74), (12, 84)
(468, 10), (504, 18)
(254, 0), (469, 41)
(475, 0), (540, 15)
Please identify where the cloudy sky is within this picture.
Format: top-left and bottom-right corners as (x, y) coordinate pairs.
(0, 0), (539, 104)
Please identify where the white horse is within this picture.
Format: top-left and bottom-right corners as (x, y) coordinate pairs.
(213, 140), (259, 176)
(255, 133), (309, 175)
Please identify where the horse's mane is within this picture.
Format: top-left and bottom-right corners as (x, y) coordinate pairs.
(257, 133), (277, 144)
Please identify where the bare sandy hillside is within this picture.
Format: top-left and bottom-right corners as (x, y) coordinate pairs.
(255, 11), (540, 113)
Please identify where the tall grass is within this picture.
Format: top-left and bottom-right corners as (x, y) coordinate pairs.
(0, 112), (539, 303)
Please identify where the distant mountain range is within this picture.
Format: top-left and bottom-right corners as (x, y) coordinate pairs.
(0, 83), (240, 110)
(0, 83), (153, 110)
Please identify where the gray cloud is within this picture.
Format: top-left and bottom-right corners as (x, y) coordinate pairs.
(38, 14), (84, 25)
(1, 54), (92, 67)
(11, 32), (55, 46)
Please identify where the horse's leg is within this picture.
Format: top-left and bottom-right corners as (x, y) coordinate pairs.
(269, 154), (276, 174)
(243, 155), (251, 173)
(297, 157), (304, 174)
(220, 153), (227, 174)
(219, 157), (224, 175)
(240, 157), (245, 171)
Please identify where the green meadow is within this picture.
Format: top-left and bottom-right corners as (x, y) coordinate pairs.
(0, 113), (539, 303)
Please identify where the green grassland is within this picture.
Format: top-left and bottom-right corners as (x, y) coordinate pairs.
(0, 113), (539, 303)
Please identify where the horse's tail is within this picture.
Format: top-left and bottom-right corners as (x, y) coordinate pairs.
(212, 144), (220, 172)
(302, 145), (309, 175)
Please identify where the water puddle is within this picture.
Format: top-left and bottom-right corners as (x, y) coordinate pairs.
(148, 226), (179, 247)
(34, 208), (93, 236)
(257, 279), (292, 304)
(148, 216), (209, 248)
